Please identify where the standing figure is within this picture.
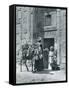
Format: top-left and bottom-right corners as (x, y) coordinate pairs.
(32, 45), (39, 72)
(38, 44), (44, 71)
(48, 46), (54, 70)
(43, 48), (49, 68)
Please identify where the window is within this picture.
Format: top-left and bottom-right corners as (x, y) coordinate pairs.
(45, 15), (51, 26)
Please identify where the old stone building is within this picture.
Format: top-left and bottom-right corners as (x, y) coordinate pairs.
(16, 7), (66, 69)
(33, 8), (66, 69)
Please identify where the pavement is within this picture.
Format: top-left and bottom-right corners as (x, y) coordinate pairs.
(16, 64), (66, 84)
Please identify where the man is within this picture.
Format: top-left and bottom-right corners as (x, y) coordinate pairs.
(37, 37), (44, 71)
(32, 45), (39, 72)
(48, 46), (54, 70)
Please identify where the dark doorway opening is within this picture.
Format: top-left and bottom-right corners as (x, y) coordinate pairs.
(43, 38), (54, 68)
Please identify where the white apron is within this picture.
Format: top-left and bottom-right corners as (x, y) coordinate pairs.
(48, 51), (54, 70)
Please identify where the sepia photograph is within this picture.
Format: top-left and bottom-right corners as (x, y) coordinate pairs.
(16, 5), (67, 84)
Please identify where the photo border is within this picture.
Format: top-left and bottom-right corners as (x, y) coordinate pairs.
(10, 4), (68, 85)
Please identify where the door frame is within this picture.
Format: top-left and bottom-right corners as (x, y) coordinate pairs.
(43, 38), (54, 69)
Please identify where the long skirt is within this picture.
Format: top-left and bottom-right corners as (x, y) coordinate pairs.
(35, 60), (39, 71)
(38, 58), (44, 71)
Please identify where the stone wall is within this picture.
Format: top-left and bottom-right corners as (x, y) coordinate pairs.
(33, 8), (66, 68)
(16, 7), (34, 61)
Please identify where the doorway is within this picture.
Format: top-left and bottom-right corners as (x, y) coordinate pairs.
(43, 38), (54, 68)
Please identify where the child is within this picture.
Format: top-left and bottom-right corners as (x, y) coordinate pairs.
(51, 56), (60, 70)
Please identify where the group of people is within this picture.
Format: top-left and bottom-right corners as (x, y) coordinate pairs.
(21, 38), (60, 72)
(32, 45), (60, 72)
